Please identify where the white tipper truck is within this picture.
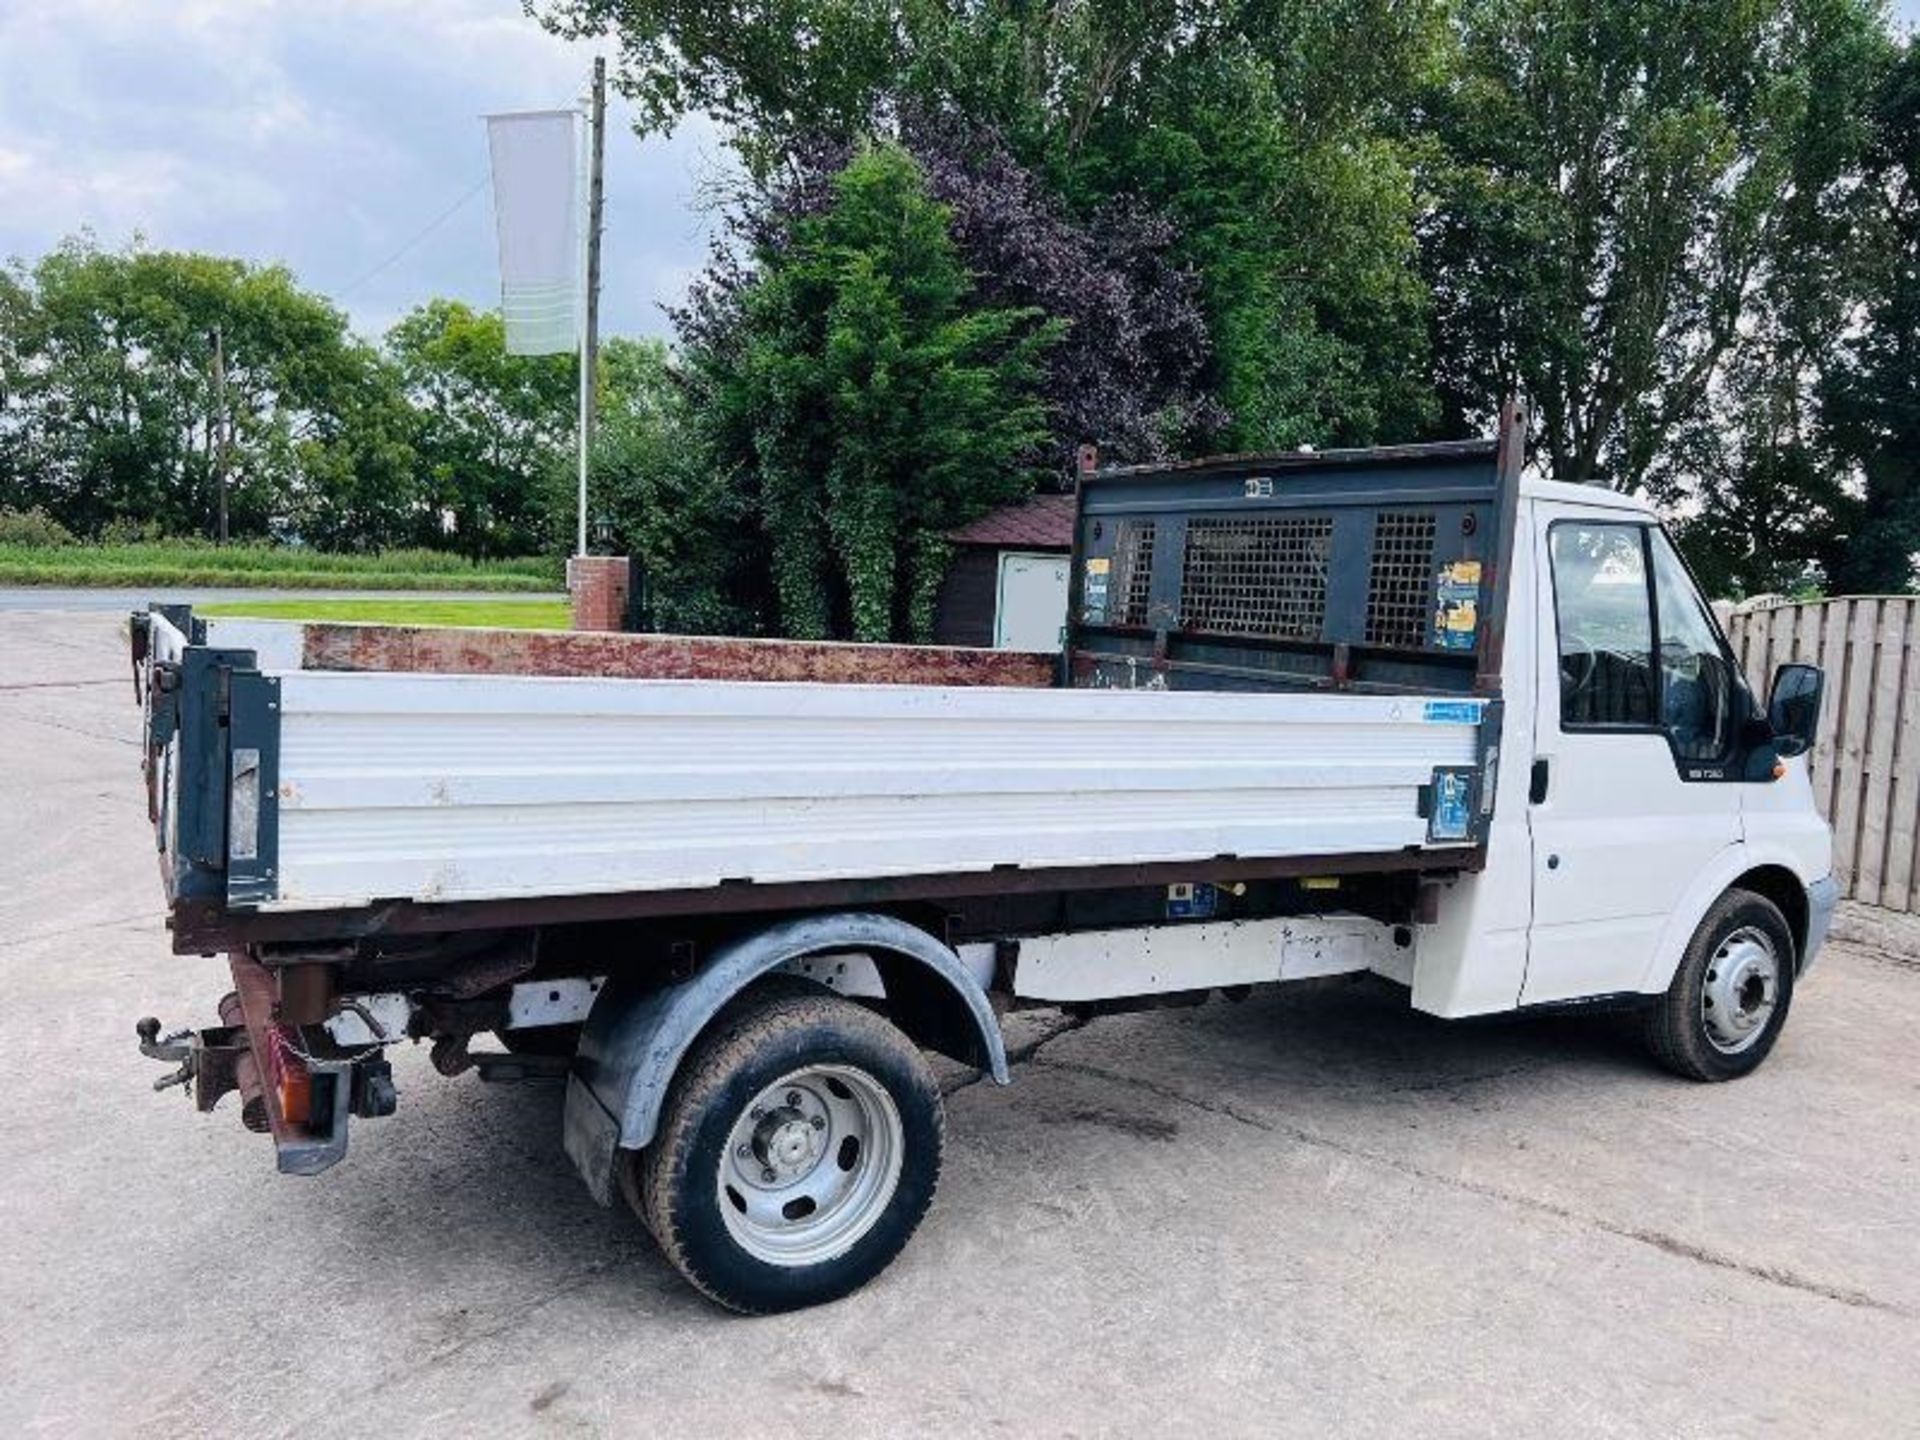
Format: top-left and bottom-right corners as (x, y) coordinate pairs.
(131, 402), (1837, 1313)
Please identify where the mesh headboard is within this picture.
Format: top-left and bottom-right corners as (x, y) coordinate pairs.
(1067, 437), (1517, 696)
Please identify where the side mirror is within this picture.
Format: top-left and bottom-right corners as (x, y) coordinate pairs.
(1767, 663), (1823, 758)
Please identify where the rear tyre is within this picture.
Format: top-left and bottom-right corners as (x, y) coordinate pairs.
(627, 981), (944, 1314)
(1643, 888), (1795, 1082)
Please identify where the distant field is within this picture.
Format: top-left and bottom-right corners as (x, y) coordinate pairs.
(0, 541), (562, 591)
(198, 597), (571, 629)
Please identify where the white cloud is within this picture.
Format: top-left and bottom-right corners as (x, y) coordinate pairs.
(0, 0), (725, 340)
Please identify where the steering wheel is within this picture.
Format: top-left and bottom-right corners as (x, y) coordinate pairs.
(1560, 634), (1598, 712)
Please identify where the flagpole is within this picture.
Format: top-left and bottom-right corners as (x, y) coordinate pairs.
(575, 56), (606, 559)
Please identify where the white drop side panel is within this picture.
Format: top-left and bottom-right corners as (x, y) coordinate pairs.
(264, 673), (1483, 910)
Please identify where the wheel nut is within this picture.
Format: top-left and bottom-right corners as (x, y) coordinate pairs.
(811, 1115), (826, 1130)
(786, 1090), (801, 1107)
(749, 1106), (764, 1120)
(761, 1167), (777, 1183)
(736, 1144), (751, 1159)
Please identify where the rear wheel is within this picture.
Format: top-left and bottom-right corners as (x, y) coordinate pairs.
(627, 982), (944, 1314)
(1643, 888), (1796, 1081)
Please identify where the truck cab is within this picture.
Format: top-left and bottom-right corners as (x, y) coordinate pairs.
(1414, 477), (1837, 1034)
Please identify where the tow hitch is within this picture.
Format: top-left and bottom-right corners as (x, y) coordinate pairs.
(136, 1004), (266, 1131)
(134, 953), (397, 1176)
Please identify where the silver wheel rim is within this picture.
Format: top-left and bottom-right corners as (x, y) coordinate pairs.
(717, 1064), (903, 1267)
(1700, 926), (1780, 1055)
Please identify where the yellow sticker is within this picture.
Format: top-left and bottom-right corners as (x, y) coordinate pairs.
(1087, 557), (1111, 575)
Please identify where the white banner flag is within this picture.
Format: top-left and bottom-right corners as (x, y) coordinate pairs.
(485, 109), (579, 355)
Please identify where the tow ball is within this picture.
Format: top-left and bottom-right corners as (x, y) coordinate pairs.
(135, 1006), (267, 1131)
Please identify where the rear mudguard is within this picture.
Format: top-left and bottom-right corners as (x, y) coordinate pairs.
(563, 912), (1008, 1206)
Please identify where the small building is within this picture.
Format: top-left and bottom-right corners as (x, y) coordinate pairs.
(931, 492), (1075, 651)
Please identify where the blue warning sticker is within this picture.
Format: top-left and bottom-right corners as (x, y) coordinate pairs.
(1422, 700), (1485, 725)
(1166, 882), (1217, 920)
(1430, 769), (1474, 842)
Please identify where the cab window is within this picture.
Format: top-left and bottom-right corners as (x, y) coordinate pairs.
(1550, 520), (1739, 765)
(1648, 528), (1736, 761)
(1550, 522), (1656, 728)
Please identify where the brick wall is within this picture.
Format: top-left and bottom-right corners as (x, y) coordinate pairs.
(567, 556), (631, 632)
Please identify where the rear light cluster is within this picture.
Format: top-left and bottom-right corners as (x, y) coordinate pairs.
(266, 1025), (312, 1128)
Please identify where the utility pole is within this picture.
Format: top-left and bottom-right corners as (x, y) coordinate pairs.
(211, 325), (229, 545)
(576, 54), (607, 557)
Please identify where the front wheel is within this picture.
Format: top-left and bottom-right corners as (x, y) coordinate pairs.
(626, 981), (945, 1314)
(1643, 888), (1796, 1081)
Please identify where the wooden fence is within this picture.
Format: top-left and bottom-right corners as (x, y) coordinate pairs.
(1724, 596), (1920, 912)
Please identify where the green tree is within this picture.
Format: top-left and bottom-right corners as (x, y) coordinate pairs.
(693, 143), (1056, 640)
(1063, 34), (1440, 449)
(1421, 0), (1886, 494)
(290, 348), (429, 552)
(1640, 4), (1902, 598)
(386, 299), (576, 559)
(0, 235), (380, 538)
(572, 337), (766, 632)
(1816, 35), (1920, 593)
(0, 266), (31, 501)
(543, 1), (1445, 454)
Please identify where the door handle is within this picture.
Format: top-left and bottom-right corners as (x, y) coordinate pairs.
(1529, 758), (1550, 804)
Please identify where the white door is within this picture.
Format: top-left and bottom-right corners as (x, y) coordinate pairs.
(1523, 510), (1745, 1002)
(994, 551), (1070, 651)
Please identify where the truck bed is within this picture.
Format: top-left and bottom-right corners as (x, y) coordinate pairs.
(262, 667), (1487, 910)
(136, 429), (1520, 950)
(138, 610), (1495, 949)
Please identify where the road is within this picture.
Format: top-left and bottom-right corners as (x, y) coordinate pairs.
(2, 609), (1916, 1438)
(0, 585), (563, 612)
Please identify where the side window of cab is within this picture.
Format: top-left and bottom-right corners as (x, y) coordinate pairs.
(1549, 521), (1743, 774)
(1549, 522), (1657, 728)
(1647, 528), (1739, 763)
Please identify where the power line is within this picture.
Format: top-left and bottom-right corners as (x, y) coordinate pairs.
(335, 173), (490, 299)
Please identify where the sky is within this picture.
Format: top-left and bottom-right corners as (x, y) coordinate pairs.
(1, 0), (1916, 349)
(0, 0), (731, 343)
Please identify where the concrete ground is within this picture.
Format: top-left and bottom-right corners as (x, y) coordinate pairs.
(2, 609), (1915, 1439)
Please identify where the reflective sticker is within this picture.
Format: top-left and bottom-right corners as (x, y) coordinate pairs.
(1433, 558), (1482, 651)
(1422, 700), (1484, 724)
(1081, 556), (1110, 622)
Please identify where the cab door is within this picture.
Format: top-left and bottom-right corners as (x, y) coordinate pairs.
(1522, 511), (1745, 1003)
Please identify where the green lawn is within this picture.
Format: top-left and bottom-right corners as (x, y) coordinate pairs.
(198, 597), (572, 629)
(0, 541), (562, 590)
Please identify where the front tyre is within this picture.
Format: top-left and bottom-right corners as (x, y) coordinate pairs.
(1643, 888), (1796, 1081)
(627, 982), (945, 1314)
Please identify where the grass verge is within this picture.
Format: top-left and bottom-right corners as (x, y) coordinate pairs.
(198, 598), (572, 629)
(0, 542), (562, 590)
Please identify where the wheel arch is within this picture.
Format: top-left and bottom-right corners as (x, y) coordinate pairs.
(1728, 863), (1810, 969)
(1637, 846), (1816, 995)
(562, 912), (1007, 1207)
